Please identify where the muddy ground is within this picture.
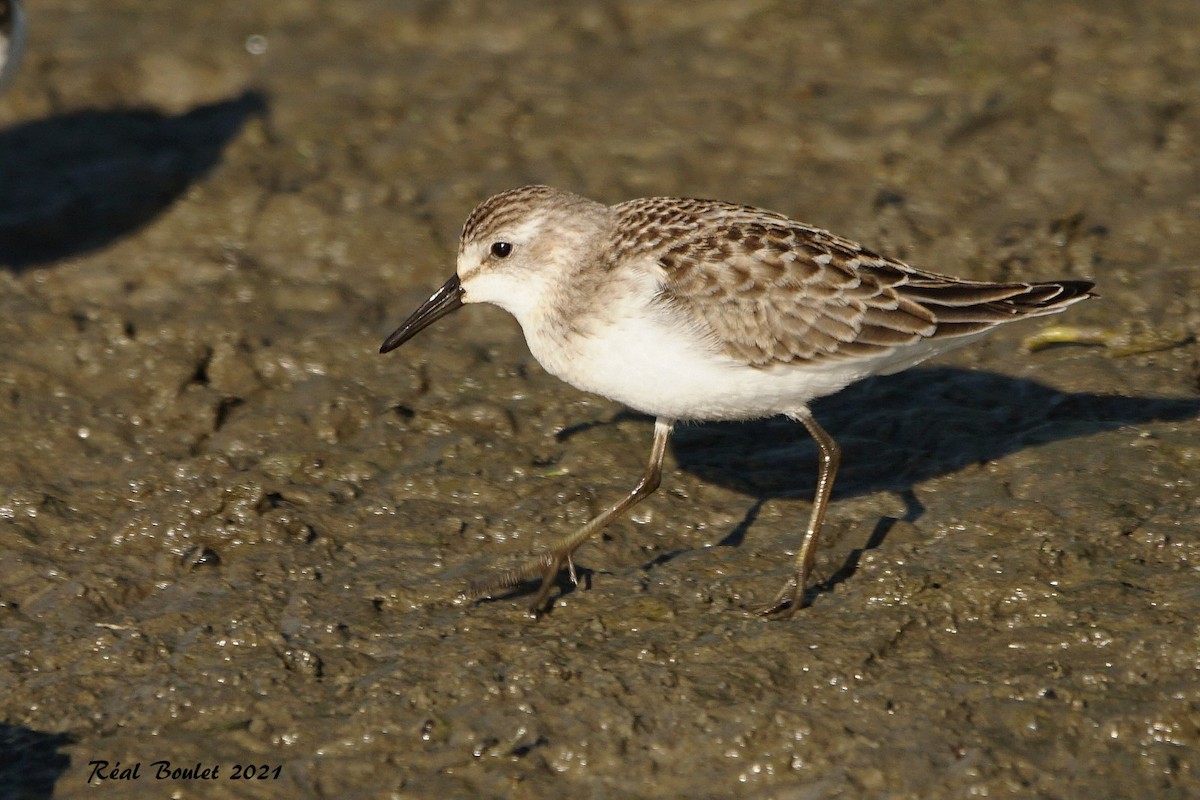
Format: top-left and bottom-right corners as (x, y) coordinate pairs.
(2, 1), (1199, 798)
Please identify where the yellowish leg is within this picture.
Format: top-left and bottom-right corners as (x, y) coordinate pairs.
(468, 417), (675, 615)
(751, 408), (841, 618)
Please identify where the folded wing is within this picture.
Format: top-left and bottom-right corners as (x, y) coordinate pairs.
(616, 198), (1094, 368)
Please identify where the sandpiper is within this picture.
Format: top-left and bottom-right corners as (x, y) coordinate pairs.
(381, 185), (1094, 617)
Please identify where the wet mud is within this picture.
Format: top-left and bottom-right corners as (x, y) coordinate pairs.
(1, 2), (1199, 798)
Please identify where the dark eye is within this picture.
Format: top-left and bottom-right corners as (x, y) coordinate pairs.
(490, 241), (513, 258)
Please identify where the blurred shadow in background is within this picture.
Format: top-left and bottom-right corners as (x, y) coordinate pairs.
(0, 723), (72, 800)
(0, 90), (267, 269)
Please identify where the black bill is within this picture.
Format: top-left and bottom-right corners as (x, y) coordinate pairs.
(379, 274), (464, 354)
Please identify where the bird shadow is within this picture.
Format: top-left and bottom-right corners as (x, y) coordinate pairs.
(0, 723), (73, 799)
(556, 365), (1199, 601)
(0, 89), (267, 269)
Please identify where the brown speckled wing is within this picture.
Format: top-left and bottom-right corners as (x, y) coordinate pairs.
(614, 198), (1094, 368)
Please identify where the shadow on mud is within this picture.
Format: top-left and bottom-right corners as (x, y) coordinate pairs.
(0, 723), (72, 799)
(0, 90), (267, 269)
(550, 365), (1199, 602)
(669, 366), (1198, 497)
(559, 366), (1198, 502)
(695, 366), (1197, 589)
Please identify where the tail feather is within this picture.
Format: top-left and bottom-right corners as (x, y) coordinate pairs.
(914, 279), (1095, 340)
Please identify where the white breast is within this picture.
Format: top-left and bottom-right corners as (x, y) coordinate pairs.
(519, 287), (885, 421)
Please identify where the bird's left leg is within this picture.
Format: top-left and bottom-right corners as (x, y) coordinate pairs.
(468, 416), (676, 616)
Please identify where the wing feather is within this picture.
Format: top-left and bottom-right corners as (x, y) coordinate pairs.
(614, 197), (1094, 368)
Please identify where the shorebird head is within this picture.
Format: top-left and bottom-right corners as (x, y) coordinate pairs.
(380, 186), (610, 353)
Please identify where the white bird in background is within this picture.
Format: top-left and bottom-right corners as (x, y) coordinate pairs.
(0, 0), (26, 93)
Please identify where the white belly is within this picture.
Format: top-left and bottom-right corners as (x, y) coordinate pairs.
(522, 296), (878, 421)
